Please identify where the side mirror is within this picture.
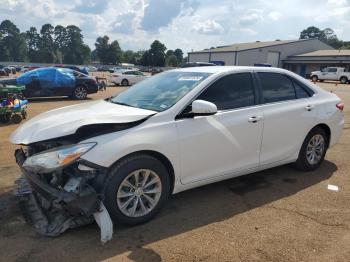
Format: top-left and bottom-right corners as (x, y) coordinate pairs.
(191, 100), (217, 116)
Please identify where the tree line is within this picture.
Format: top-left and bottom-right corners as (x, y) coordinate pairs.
(2, 19), (349, 66)
(0, 19), (185, 66)
(299, 26), (350, 49)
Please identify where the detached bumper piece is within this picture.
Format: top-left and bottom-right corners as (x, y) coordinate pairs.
(14, 174), (97, 236)
(14, 149), (113, 243)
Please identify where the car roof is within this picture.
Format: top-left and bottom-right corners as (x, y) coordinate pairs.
(174, 66), (290, 74)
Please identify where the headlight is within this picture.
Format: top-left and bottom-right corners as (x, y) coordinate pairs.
(23, 143), (96, 173)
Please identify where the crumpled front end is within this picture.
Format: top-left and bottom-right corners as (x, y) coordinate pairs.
(13, 141), (113, 242)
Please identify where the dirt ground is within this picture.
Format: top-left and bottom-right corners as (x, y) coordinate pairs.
(1, 81), (350, 262)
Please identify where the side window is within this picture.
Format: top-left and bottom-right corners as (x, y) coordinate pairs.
(293, 80), (311, 99)
(258, 72), (296, 103)
(197, 73), (255, 110)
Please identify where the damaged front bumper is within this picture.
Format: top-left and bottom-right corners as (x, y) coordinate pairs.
(14, 148), (113, 243)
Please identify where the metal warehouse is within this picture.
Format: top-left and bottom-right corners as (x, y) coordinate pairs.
(188, 39), (350, 77)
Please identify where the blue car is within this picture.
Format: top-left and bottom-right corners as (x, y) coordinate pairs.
(15, 67), (98, 100)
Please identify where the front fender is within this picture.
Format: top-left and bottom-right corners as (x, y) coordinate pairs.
(80, 121), (181, 177)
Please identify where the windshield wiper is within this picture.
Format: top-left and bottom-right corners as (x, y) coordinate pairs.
(112, 101), (136, 108)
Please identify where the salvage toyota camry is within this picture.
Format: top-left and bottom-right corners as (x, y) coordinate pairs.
(11, 66), (344, 241)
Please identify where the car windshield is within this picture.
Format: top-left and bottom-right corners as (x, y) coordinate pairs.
(110, 71), (211, 112)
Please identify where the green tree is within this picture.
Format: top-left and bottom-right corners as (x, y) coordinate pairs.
(108, 40), (122, 64)
(300, 26), (326, 40)
(150, 40), (166, 66)
(141, 40), (167, 66)
(54, 25), (67, 63)
(299, 26), (345, 49)
(39, 23), (56, 63)
(167, 54), (179, 67)
(0, 20), (27, 61)
(174, 48), (183, 63)
(94, 36), (122, 64)
(26, 27), (41, 62)
(63, 25), (90, 64)
(166, 49), (174, 57)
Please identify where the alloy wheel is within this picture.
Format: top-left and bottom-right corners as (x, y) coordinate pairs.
(74, 86), (87, 99)
(306, 134), (325, 165)
(116, 169), (162, 218)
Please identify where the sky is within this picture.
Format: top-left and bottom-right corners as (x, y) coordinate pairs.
(0, 0), (349, 53)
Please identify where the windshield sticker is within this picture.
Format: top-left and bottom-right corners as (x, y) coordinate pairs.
(178, 76), (203, 81)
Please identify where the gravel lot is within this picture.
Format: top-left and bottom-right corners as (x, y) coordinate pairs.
(0, 81), (349, 262)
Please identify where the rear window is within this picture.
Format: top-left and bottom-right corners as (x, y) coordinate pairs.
(258, 72), (296, 103)
(293, 80), (311, 98)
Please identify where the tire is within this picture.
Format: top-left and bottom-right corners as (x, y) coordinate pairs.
(121, 79), (129, 86)
(104, 154), (171, 226)
(340, 77), (348, 84)
(11, 114), (22, 124)
(311, 75), (318, 82)
(73, 85), (87, 100)
(295, 127), (328, 171)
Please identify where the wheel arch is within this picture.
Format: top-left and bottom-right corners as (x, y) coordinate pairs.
(108, 150), (175, 194)
(311, 123), (331, 147)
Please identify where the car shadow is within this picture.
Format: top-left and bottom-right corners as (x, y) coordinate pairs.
(0, 161), (337, 261)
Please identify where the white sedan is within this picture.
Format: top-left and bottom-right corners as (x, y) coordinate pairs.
(109, 70), (148, 86)
(11, 66), (344, 239)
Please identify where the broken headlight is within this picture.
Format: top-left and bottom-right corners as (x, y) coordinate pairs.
(22, 143), (96, 173)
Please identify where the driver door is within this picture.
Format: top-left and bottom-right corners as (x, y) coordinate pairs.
(176, 72), (263, 184)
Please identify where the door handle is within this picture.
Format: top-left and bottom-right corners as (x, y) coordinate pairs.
(248, 116), (263, 123)
(305, 105), (314, 111)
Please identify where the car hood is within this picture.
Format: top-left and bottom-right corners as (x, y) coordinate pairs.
(10, 100), (156, 145)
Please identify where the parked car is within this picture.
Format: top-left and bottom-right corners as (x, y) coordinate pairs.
(109, 70), (148, 86)
(0, 68), (8, 77)
(11, 66), (344, 240)
(0, 65), (9, 76)
(311, 67), (350, 84)
(87, 66), (97, 72)
(97, 66), (110, 72)
(14, 67), (98, 99)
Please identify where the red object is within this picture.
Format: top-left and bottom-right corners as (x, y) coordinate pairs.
(336, 102), (344, 111)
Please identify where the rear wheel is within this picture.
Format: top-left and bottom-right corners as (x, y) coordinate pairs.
(11, 114), (22, 124)
(340, 76), (348, 84)
(311, 75), (318, 82)
(73, 85), (87, 100)
(121, 79), (129, 86)
(104, 154), (170, 225)
(295, 127), (328, 171)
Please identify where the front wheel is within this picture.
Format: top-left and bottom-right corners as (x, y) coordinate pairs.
(295, 127), (328, 171)
(104, 154), (171, 225)
(73, 86), (87, 100)
(311, 75), (318, 82)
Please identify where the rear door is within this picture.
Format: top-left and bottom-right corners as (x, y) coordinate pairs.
(176, 72), (264, 184)
(256, 72), (317, 165)
(327, 67), (338, 80)
(134, 71), (147, 83)
(124, 71), (136, 84)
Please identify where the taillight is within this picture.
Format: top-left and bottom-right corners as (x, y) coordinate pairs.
(336, 102), (344, 111)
